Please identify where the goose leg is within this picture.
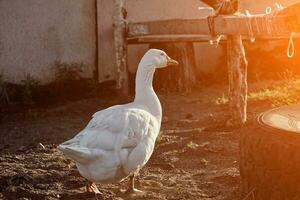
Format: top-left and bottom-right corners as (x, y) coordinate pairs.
(86, 181), (102, 194)
(125, 174), (144, 194)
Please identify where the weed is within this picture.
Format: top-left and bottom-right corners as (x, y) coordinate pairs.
(277, 69), (297, 83)
(0, 62), (97, 107)
(248, 79), (300, 107)
(53, 61), (87, 99)
(186, 141), (199, 149)
(87, 79), (101, 97)
(200, 158), (208, 166)
(214, 79), (300, 107)
(50, 154), (70, 165)
(0, 73), (10, 104)
(20, 74), (40, 105)
(215, 93), (229, 105)
(53, 61), (85, 83)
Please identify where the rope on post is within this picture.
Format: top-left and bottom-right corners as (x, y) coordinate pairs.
(216, 35), (224, 45)
(245, 3), (283, 43)
(207, 15), (216, 45)
(265, 8), (273, 35)
(265, 6), (272, 14)
(275, 2), (285, 10)
(264, 2), (295, 58)
(264, 3), (285, 38)
(287, 32), (295, 58)
(207, 15), (224, 47)
(267, 2), (295, 58)
(245, 10), (255, 43)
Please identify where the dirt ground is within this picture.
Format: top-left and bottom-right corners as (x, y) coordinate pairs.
(0, 82), (273, 200)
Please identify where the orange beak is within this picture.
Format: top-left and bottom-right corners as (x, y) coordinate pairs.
(167, 56), (179, 66)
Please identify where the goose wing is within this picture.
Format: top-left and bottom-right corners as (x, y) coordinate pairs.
(58, 105), (158, 164)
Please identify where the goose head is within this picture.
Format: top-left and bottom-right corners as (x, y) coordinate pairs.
(140, 49), (179, 69)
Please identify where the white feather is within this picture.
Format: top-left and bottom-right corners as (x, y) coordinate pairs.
(58, 49), (170, 184)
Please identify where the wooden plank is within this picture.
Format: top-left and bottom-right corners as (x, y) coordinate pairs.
(128, 2), (300, 37)
(128, 19), (210, 36)
(127, 33), (300, 44)
(127, 34), (214, 44)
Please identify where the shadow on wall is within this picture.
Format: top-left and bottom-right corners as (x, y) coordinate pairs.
(0, 62), (117, 110)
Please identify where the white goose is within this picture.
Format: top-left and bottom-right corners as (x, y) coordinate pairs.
(58, 49), (178, 194)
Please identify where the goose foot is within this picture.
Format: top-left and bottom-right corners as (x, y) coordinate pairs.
(125, 174), (144, 195)
(86, 181), (102, 194)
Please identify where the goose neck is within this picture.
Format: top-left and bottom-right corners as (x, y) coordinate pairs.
(135, 64), (156, 93)
(134, 64), (162, 121)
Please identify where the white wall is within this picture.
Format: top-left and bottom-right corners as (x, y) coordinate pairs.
(0, 0), (96, 84)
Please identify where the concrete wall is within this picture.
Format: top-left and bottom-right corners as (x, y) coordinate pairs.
(0, 0), (96, 84)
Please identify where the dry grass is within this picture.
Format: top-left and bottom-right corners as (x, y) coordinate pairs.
(215, 78), (300, 107)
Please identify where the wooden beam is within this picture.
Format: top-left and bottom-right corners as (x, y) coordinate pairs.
(128, 19), (210, 37)
(127, 33), (300, 44)
(127, 34), (214, 44)
(128, 2), (300, 37)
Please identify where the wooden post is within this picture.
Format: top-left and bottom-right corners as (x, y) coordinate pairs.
(113, 0), (129, 97)
(227, 35), (248, 126)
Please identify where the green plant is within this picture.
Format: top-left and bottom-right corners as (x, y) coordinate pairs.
(53, 61), (85, 83)
(87, 79), (101, 97)
(0, 73), (10, 104)
(248, 78), (300, 107)
(50, 154), (70, 166)
(277, 69), (298, 83)
(215, 93), (229, 105)
(20, 74), (40, 105)
(53, 61), (87, 98)
(186, 141), (199, 149)
(214, 79), (300, 107)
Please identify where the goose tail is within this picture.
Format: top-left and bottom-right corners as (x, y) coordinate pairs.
(58, 145), (92, 164)
(58, 137), (95, 164)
